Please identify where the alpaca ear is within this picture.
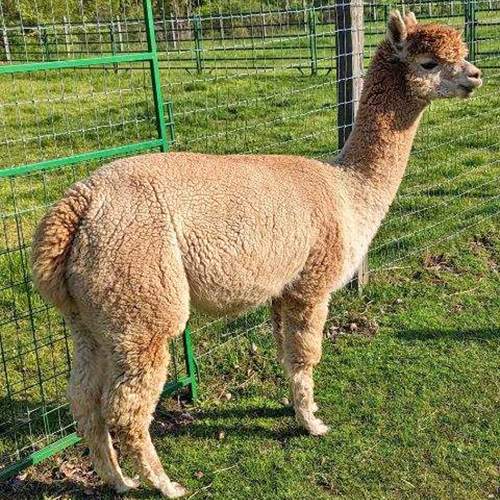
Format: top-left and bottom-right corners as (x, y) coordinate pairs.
(388, 10), (407, 52)
(404, 12), (418, 29)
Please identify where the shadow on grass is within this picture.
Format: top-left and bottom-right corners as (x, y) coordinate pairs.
(394, 327), (500, 342)
(156, 404), (301, 441)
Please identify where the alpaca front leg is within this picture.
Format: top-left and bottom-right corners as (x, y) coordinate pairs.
(282, 295), (329, 436)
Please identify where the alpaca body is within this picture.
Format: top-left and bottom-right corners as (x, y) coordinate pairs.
(67, 152), (366, 320)
(31, 13), (482, 498)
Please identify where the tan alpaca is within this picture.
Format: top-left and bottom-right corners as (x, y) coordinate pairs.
(31, 12), (482, 498)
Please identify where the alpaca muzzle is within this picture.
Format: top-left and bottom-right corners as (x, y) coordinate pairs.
(462, 62), (483, 91)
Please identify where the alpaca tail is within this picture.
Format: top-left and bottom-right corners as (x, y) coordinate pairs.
(31, 181), (92, 312)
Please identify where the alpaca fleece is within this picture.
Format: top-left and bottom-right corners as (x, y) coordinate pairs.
(406, 24), (468, 63)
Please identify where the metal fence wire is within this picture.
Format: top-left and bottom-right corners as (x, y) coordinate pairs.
(0, 0), (499, 480)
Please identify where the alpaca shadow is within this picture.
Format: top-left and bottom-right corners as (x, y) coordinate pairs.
(156, 404), (302, 441)
(394, 327), (500, 342)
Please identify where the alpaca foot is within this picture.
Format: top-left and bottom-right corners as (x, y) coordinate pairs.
(160, 480), (188, 498)
(297, 413), (330, 436)
(114, 476), (140, 494)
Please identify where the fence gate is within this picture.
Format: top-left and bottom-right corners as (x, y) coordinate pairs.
(0, 0), (197, 480)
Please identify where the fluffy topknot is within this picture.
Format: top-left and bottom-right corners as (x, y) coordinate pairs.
(406, 23), (467, 63)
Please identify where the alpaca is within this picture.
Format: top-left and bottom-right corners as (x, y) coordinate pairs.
(31, 12), (482, 498)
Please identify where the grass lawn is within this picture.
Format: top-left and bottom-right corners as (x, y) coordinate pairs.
(1, 6), (500, 500)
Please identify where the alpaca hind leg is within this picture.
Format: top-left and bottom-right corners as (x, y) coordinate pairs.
(66, 314), (137, 492)
(281, 295), (329, 436)
(106, 323), (188, 498)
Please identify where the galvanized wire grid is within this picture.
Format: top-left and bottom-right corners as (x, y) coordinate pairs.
(0, 0), (499, 477)
(158, 0), (500, 384)
(0, 0), (178, 474)
(370, 0), (500, 279)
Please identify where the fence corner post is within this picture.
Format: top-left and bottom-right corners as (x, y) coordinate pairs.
(335, 0), (368, 292)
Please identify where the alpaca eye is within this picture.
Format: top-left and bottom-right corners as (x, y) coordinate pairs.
(421, 61), (438, 70)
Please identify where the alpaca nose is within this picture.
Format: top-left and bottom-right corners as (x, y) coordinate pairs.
(467, 67), (481, 80)
(464, 62), (482, 87)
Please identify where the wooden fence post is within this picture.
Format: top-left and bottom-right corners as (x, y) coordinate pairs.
(116, 16), (124, 52)
(335, 0), (368, 291)
(2, 27), (11, 62)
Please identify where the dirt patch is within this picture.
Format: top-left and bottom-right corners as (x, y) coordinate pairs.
(469, 234), (497, 252)
(412, 252), (461, 283)
(3, 453), (101, 499)
(152, 409), (196, 437)
(469, 235), (499, 272)
(422, 252), (458, 273)
(327, 314), (379, 344)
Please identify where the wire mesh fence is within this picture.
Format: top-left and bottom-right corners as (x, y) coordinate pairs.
(0, 0), (499, 481)
(2, 1), (499, 69)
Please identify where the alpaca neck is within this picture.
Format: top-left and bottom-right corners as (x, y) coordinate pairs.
(337, 42), (428, 223)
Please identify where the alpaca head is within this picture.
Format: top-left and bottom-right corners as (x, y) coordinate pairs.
(386, 10), (482, 100)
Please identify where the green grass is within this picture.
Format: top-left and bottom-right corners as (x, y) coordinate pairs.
(1, 6), (500, 499)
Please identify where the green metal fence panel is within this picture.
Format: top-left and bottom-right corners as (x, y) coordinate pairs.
(0, 0), (198, 481)
(465, 0), (479, 61)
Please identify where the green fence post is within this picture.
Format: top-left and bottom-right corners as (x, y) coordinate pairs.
(183, 326), (198, 402)
(192, 15), (204, 74)
(143, 0), (196, 401)
(143, 0), (169, 152)
(307, 7), (318, 76)
(40, 27), (51, 62)
(464, 0), (478, 62)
